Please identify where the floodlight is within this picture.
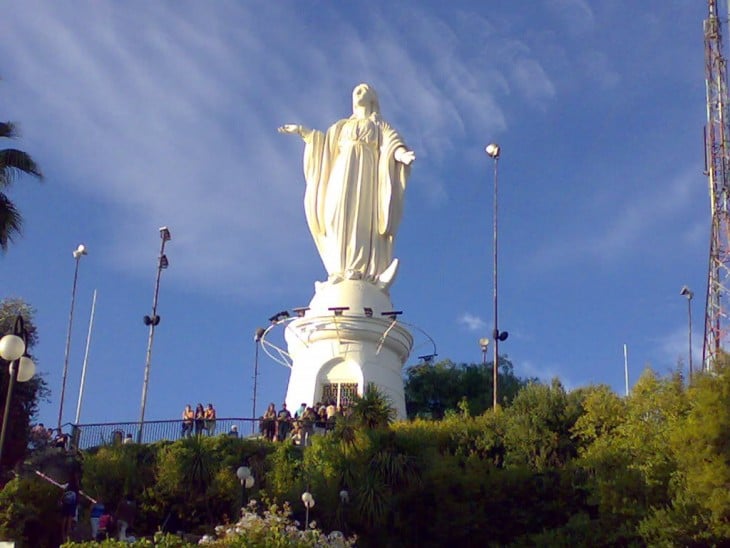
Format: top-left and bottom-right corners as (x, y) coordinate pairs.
(485, 143), (500, 158)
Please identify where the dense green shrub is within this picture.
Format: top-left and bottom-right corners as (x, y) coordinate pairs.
(8, 363), (730, 546)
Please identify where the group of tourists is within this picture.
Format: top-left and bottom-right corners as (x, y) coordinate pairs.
(259, 400), (349, 446)
(181, 403), (217, 437)
(86, 495), (136, 542)
(30, 423), (71, 451)
(55, 467), (137, 543)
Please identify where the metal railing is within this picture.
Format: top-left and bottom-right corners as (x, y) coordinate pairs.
(69, 417), (260, 449)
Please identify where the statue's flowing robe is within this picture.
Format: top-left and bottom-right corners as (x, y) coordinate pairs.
(302, 114), (410, 282)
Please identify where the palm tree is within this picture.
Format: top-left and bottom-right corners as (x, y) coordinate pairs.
(351, 383), (396, 430)
(0, 121), (43, 252)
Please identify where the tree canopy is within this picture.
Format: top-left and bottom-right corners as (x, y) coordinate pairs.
(403, 357), (531, 418)
(3, 357), (730, 546)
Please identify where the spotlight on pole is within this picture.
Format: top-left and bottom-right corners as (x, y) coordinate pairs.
(486, 142), (507, 411)
(680, 285), (694, 380)
(268, 311), (290, 324)
(328, 307), (349, 317)
(252, 327), (265, 433)
(479, 337), (489, 366)
(137, 226), (172, 442)
(58, 243), (88, 431)
(72, 244), (87, 259)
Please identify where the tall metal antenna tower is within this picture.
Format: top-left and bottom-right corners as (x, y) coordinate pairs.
(703, 0), (730, 370)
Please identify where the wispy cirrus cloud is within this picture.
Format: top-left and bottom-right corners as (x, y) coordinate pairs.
(529, 165), (703, 270)
(0, 0), (594, 300)
(653, 324), (701, 373)
(458, 313), (487, 332)
(545, 0), (596, 35)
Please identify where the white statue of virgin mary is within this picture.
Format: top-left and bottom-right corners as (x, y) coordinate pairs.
(279, 83), (415, 290)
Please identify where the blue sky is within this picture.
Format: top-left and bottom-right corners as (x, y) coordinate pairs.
(0, 0), (710, 426)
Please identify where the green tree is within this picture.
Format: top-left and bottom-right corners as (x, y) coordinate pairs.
(640, 355), (730, 544)
(571, 369), (688, 545)
(0, 475), (61, 546)
(503, 378), (582, 471)
(404, 358), (530, 419)
(0, 120), (43, 252)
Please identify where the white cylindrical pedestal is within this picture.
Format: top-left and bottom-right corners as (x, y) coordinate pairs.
(284, 280), (413, 419)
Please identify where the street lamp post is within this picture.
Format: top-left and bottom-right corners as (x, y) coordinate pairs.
(486, 144), (508, 411)
(252, 327), (265, 434)
(58, 244), (87, 431)
(301, 491), (315, 529)
(0, 315), (36, 464)
(137, 227), (171, 443)
(236, 466), (255, 510)
(479, 338), (489, 367)
(680, 285), (694, 380)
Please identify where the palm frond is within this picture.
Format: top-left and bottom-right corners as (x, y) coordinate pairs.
(0, 122), (17, 139)
(0, 192), (22, 252)
(355, 474), (389, 526)
(0, 149), (43, 187)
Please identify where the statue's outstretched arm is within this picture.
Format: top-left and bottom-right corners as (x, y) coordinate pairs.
(278, 124), (313, 140)
(394, 147), (416, 166)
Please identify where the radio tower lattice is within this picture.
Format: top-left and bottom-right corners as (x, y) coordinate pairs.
(703, 0), (730, 370)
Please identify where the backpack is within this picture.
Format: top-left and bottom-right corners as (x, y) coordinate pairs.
(62, 490), (77, 506)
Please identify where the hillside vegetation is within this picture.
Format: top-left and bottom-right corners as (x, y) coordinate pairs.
(2, 359), (729, 547)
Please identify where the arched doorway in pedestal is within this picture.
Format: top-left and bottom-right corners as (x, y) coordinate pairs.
(316, 359), (362, 408)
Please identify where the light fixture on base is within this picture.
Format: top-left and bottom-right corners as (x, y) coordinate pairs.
(0, 315), (36, 463)
(236, 466), (255, 508)
(301, 491), (315, 529)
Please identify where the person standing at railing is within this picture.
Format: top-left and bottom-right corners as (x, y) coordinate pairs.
(194, 403), (205, 436)
(181, 404), (194, 438)
(301, 406), (316, 447)
(276, 403), (292, 442)
(263, 403), (277, 441)
(204, 403), (217, 436)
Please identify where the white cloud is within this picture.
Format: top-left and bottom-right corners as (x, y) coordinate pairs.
(530, 165), (703, 270)
(579, 50), (621, 89)
(458, 313), (487, 331)
(653, 324), (700, 373)
(545, 0), (596, 35)
(1, 1), (614, 301)
(511, 58), (556, 106)
(518, 359), (581, 390)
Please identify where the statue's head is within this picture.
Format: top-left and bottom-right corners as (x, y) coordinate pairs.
(352, 83), (380, 115)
